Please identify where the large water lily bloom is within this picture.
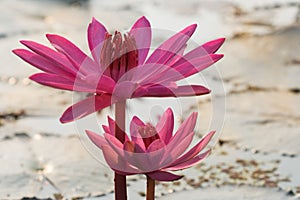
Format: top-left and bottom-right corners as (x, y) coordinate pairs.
(86, 108), (215, 181)
(13, 16), (224, 123)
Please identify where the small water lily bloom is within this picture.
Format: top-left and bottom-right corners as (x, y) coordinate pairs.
(13, 16), (224, 123)
(86, 108), (215, 181)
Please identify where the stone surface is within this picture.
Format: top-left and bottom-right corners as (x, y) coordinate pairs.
(220, 26), (300, 90)
(0, 136), (113, 199)
(196, 90), (300, 155)
(158, 186), (295, 200)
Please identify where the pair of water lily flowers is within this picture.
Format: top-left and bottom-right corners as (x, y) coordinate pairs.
(13, 16), (224, 181)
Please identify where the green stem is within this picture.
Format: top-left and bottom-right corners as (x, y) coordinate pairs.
(115, 101), (127, 200)
(146, 175), (155, 200)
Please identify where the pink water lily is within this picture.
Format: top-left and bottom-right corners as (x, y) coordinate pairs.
(13, 16), (224, 123)
(86, 108), (215, 181)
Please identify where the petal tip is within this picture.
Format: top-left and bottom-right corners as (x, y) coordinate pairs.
(166, 107), (173, 113)
(219, 37), (226, 43)
(147, 171), (184, 181)
(216, 37), (226, 43)
(90, 17), (103, 27)
(91, 17), (97, 22)
(138, 16), (150, 25)
(85, 129), (92, 136)
(191, 23), (197, 28)
(214, 38), (226, 47)
(46, 33), (63, 42)
(204, 87), (212, 94)
(28, 74), (35, 80)
(131, 16), (151, 30)
(11, 49), (21, 55)
(59, 117), (68, 124)
(45, 33), (55, 40)
(107, 115), (115, 124)
(192, 112), (198, 118)
(20, 40), (30, 46)
(211, 54), (224, 61)
(206, 148), (212, 156)
(59, 111), (73, 124)
(184, 24), (197, 35)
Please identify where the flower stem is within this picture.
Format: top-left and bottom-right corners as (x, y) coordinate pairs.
(146, 175), (155, 200)
(115, 101), (127, 200)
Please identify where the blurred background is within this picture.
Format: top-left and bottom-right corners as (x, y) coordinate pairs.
(0, 0), (300, 199)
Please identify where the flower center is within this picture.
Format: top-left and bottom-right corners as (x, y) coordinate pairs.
(100, 31), (138, 81)
(138, 123), (160, 148)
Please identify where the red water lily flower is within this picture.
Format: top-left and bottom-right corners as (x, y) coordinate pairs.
(86, 108), (215, 181)
(13, 16), (224, 123)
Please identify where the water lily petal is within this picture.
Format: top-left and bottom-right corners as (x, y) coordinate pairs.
(130, 116), (145, 135)
(105, 133), (153, 172)
(152, 54), (223, 84)
(102, 125), (110, 133)
(161, 131), (195, 168)
(159, 38), (225, 81)
(146, 139), (167, 169)
(88, 17), (108, 64)
(106, 116), (130, 141)
(20, 40), (77, 75)
(30, 73), (112, 93)
(130, 16), (151, 65)
(171, 54), (224, 80)
(130, 116), (146, 150)
(82, 73), (116, 93)
(134, 84), (210, 97)
(29, 73), (78, 91)
(13, 49), (74, 77)
(156, 108), (174, 144)
(124, 151), (153, 172)
(134, 25), (197, 85)
(112, 81), (137, 101)
(104, 133), (142, 170)
(166, 43), (187, 66)
(107, 116), (115, 136)
(147, 171), (183, 181)
(60, 93), (112, 123)
(180, 38), (225, 64)
(46, 34), (99, 74)
(128, 53), (221, 86)
(104, 133), (124, 151)
(101, 145), (141, 174)
(160, 113), (197, 166)
(146, 24), (197, 65)
(170, 131), (215, 166)
(164, 149), (211, 171)
(147, 139), (165, 152)
(113, 169), (140, 176)
(123, 63), (168, 85)
(85, 130), (106, 149)
(200, 38), (225, 54)
(170, 112), (197, 144)
(124, 141), (135, 152)
(123, 141), (156, 170)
